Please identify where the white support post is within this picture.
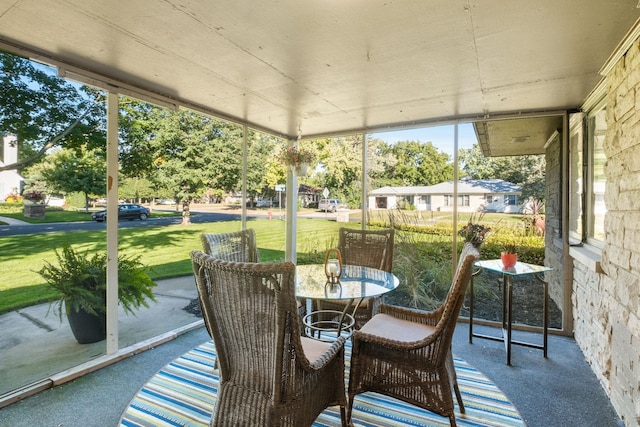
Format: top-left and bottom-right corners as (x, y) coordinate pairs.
(285, 139), (298, 264)
(241, 125), (248, 230)
(361, 133), (368, 229)
(106, 92), (119, 354)
(452, 123), (459, 273)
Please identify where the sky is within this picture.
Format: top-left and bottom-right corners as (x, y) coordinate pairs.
(370, 123), (477, 159)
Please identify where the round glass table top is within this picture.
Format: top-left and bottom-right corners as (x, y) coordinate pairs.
(295, 264), (399, 300)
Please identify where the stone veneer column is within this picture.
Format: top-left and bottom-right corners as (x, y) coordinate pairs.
(573, 37), (640, 426)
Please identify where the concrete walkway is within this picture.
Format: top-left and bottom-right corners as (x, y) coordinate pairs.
(0, 215), (29, 225)
(0, 275), (202, 403)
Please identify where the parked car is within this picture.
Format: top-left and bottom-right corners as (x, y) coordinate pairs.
(91, 204), (150, 222)
(155, 198), (175, 205)
(318, 198), (342, 212)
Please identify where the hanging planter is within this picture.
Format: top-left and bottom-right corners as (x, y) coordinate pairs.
(280, 145), (315, 175)
(295, 162), (309, 175)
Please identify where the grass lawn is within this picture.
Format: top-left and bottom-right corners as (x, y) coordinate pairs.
(0, 218), (345, 314)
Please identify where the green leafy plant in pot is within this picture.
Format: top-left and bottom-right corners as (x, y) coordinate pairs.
(38, 243), (157, 344)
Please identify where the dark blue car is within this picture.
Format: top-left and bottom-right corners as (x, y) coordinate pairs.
(91, 204), (150, 222)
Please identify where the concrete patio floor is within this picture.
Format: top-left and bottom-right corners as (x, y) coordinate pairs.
(0, 275), (624, 427)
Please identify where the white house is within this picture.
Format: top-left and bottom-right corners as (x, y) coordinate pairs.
(0, 134), (23, 202)
(368, 179), (522, 213)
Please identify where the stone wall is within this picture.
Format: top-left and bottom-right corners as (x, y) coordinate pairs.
(544, 132), (564, 309)
(572, 37), (640, 427)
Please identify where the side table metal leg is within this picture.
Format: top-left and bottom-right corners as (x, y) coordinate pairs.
(542, 275), (548, 358)
(469, 276), (474, 343)
(506, 275), (513, 366)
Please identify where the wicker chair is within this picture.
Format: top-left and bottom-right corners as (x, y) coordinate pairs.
(347, 243), (480, 427)
(200, 229), (259, 262)
(191, 251), (348, 427)
(199, 229), (260, 343)
(317, 228), (394, 329)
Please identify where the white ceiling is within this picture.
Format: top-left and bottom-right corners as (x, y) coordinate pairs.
(0, 0), (638, 148)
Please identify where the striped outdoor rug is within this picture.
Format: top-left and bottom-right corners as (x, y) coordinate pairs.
(120, 340), (525, 427)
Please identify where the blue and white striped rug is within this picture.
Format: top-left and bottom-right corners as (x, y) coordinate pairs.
(120, 340), (525, 426)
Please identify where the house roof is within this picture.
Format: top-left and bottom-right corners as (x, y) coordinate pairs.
(0, 1), (637, 155)
(369, 179), (521, 196)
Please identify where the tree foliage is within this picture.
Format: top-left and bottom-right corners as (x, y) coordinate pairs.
(39, 147), (107, 211)
(0, 52), (105, 171)
(380, 140), (453, 186)
(146, 108), (243, 224)
(459, 144), (546, 201)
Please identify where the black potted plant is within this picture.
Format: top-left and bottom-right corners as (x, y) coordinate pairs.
(38, 243), (157, 344)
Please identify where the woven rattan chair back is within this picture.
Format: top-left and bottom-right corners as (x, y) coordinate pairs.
(317, 228), (395, 330)
(338, 227), (394, 273)
(200, 229), (259, 262)
(191, 251), (347, 427)
(347, 242), (480, 427)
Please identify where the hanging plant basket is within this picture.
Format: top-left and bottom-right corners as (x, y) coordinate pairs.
(294, 162), (309, 175)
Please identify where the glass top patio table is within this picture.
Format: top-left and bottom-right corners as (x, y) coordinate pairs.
(295, 264), (399, 301)
(474, 259), (552, 276)
(295, 264), (399, 341)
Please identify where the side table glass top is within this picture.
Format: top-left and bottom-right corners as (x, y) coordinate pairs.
(475, 259), (552, 276)
(295, 264), (399, 300)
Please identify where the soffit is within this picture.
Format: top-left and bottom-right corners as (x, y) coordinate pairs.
(0, 0), (637, 148)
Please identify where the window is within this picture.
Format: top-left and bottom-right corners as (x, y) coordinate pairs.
(568, 113), (584, 242)
(445, 194), (469, 206)
(504, 195), (517, 205)
(588, 105), (607, 244)
(568, 101), (607, 246)
(486, 195), (495, 204)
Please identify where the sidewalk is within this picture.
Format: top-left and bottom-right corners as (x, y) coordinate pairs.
(0, 275), (201, 404)
(0, 216), (29, 225)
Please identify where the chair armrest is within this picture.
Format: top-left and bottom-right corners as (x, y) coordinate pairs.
(300, 335), (346, 371)
(379, 303), (442, 327)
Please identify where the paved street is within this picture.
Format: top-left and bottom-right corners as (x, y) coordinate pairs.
(0, 204), (350, 236)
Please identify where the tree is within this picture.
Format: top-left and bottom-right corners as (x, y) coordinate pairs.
(380, 140), (453, 187)
(119, 177), (155, 203)
(459, 144), (546, 201)
(149, 109), (243, 225)
(0, 52), (105, 172)
(246, 133), (284, 204)
(39, 147), (107, 211)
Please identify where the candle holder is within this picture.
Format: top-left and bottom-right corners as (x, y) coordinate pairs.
(324, 248), (343, 284)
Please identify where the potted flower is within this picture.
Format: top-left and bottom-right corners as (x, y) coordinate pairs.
(38, 243), (157, 344)
(279, 145), (316, 175)
(458, 213), (491, 248)
(501, 243), (518, 268)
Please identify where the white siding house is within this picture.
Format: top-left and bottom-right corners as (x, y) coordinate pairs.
(368, 179), (522, 213)
(0, 135), (23, 202)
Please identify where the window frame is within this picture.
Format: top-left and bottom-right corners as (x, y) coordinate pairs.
(569, 99), (606, 248)
(585, 101), (607, 248)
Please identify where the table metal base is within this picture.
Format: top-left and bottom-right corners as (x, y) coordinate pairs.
(303, 309), (356, 342)
(469, 268), (548, 365)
